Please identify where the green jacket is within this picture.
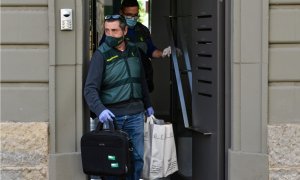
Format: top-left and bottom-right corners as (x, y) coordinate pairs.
(84, 40), (151, 117)
(98, 42), (143, 104)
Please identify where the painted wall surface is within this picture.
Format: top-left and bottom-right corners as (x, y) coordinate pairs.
(268, 0), (300, 179)
(0, 1), (50, 179)
(229, 0), (269, 179)
(230, 0), (300, 179)
(1, 0), (86, 179)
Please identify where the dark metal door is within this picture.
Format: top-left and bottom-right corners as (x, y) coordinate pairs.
(191, 0), (225, 179)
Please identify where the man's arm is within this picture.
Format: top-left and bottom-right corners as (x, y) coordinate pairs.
(142, 26), (167, 59)
(84, 50), (107, 116)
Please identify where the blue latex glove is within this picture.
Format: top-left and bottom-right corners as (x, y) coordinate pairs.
(146, 107), (154, 117)
(99, 109), (115, 123)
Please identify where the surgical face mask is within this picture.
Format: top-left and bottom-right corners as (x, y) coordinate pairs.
(125, 17), (138, 27)
(105, 36), (124, 47)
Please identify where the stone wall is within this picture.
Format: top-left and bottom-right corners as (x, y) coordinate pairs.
(0, 122), (49, 179)
(268, 0), (300, 179)
(268, 124), (300, 179)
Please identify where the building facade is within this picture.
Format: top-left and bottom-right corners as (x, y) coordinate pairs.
(1, 0), (300, 179)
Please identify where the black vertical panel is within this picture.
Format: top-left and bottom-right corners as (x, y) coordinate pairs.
(113, 0), (121, 14)
(191, 0), (225, 179)
(91, 0), (98, 52)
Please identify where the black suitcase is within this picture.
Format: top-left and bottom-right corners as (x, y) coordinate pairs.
(81, 120), (132, 176)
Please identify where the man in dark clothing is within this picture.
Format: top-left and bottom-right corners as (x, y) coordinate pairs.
(84, 14), (154, 180)
(99, 0), (173, 92)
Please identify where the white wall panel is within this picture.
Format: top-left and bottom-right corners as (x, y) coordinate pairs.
(1, 7), (48, 44)
(269, 45), (300, 81)
(241, 0), (262, 63)
(269, 83), (300, 123)
(1, 46), (49, 82)
(270, 0), (300, 4)
(1, 83), (49, 122)
(270, 7), (300, 43)
(0, 0), (47, 6)
(240, 64), (262, 152)
(55, 66), (76, 153)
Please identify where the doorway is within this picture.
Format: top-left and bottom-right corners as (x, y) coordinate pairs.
(84, 0), (228, 179)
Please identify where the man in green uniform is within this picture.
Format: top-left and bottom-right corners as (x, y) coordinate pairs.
(84, 14), (154, 180)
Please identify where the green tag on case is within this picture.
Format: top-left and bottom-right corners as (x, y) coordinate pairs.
(111, 163), (119, 168)
(108, 155), (116, 161)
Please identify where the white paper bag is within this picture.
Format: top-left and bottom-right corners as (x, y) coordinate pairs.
(143, 115), (153, 179)
(143, 115), (178, 179)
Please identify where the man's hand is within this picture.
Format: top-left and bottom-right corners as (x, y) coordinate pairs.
(162, 46), (171, 58)
(146, 107), (154, 117)
(99, 109), (115, 123)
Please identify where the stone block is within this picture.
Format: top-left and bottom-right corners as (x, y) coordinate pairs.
(270, 168), (300, 180)
(268, 124), (300, 168)
(1, 167), (47, 180)
(0, 122), (48, 167)
(228, 150), (269, 180)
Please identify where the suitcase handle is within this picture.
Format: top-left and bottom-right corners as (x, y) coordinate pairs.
(95, 118), (120, 132)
